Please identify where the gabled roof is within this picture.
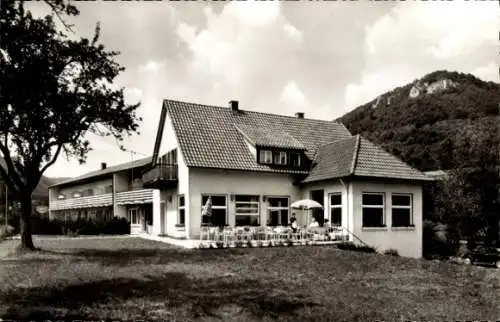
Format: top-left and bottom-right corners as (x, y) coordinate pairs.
(48, 156), (152, 188)
(302, 135), (432, 183)
(156, 99), (353, 173)
(302, 136), (359, 183)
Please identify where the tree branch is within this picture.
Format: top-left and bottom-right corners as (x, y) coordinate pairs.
(39, 143), (63, 175)
(0, 136), (24, 190)
(42, 0), (75, 33)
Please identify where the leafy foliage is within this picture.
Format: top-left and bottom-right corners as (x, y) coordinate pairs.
(339, 70), (500, 247)
(339, 70), (499, 171)
(0, 1), (141, 248)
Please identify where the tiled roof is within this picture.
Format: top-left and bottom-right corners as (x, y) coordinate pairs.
(303, 135), (432, 183)
(354, 138), (431, 181)
(234, 124), (306, 150)
(302, 136), (359, 183)
(161, 99), (353, 173)
(48, 156), (152, 188)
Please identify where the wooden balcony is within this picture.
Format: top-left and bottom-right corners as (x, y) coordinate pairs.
(49, 193), (113, 211)
(115, 189), (155, 205)
(142, 164), (178, 189)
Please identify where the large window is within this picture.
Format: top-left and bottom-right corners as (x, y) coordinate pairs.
(362, 193), (385, 228)
(128, 208), (140, 225)
(259, 150), (272, 164)
(235, 195), (260, 226)
(266, 196), (289, 226)
(391, 194), (413, 227)
(329, 193), (342, 226)
(178, 195), (185, 226)
(202, 195), (227, 226)
(273, 151), (287, 165)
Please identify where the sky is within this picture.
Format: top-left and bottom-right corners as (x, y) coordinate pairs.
(26, 0), (498, 178)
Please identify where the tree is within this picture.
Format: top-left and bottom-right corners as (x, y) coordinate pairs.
(0, 1), (141, 249)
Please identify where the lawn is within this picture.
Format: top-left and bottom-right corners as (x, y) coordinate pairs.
(0, 237), (498, 321)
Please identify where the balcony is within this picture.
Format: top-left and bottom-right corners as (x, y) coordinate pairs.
(49, 193), (113, 211)
(115, 189), (154, 205)
(142, 164), (178, 189)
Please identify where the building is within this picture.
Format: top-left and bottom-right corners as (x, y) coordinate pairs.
(48, 158), (159, 234)
(48, 99), (433, 257)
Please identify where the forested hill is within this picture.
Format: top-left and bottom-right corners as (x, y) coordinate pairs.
(338, 70), (499, 172)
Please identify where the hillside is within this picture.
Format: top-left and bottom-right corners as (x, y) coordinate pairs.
(338, 70), (499, 172)
(0, 158), (70, 201)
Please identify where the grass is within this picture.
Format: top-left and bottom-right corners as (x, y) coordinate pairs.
(0, 237), (499, 321)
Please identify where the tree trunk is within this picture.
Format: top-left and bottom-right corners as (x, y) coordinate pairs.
(19, 195), (35, 250)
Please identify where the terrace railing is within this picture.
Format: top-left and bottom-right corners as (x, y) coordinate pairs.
(142, 164), (178, 188)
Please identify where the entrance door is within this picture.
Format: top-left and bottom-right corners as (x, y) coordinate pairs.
(310, 189), (325, 226)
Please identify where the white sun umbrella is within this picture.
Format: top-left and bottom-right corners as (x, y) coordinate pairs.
(291, 199), (323, 228)
(201, 196), (212, 226)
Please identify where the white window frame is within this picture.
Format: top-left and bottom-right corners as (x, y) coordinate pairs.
(391, 193), (413, 227)
(259, 150), (272, 164)
(235, 195), (260, 226)
(128, 208), (140, 225)
(201, 194), (228, 226)
(328, 192), (342, 226)
(361, 192), (385, 228)
(266, 196), (290, 226)
(177, 194), (186, 226)
(274, 151), (287, 165)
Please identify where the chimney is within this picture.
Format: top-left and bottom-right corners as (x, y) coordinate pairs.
(101, 162), (107, 170)
(229, 100), (239, 112)
(295, 112), (304, 119)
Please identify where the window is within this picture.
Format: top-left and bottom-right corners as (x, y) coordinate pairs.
(273, 151), (287, 165)
(362, 193), (385, 228)
(290, 153), (301, 167)
(391, 194), (413, 227)
(104, 185), (113, 194)
(128, 208), (140, 225)
(259, 150), (272, 164)
(202, 195), (227, 226)
(329, 193), (342, 226)
(235, 195), (260, 226)
(266, 196), (289, 226)
(178, 195), (185, 226)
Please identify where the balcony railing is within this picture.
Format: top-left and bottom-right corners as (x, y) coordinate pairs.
(49, 193), (113, 211)
(115, 189), (154, 205)
(142, 164), (178, 188)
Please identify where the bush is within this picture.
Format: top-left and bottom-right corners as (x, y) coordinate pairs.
(383, 249), (399, 256)
(337, 242), (376, 253)
(0, 224), (15, 240)
(423, 220), (460, 259)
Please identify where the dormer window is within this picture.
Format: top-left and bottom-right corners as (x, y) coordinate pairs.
(274, 151), (287, 165)
(259, 150), (272, 164)
(290, 152), (301, 167)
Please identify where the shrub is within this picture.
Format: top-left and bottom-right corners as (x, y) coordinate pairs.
(423, 220), (460, 259)
(337, 242), (376, 253)
(0, 224), (15, 240)
(383, 249), (399, 256)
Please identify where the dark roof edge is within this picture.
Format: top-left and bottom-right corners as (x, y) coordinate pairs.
(163, 98), (346, 123)
(48, 157), (152, 188)
(189, 165), (309, 175)
(48, 173), (114, 189)
(151, 101), (169, 167)
(350, 134), (361, 175)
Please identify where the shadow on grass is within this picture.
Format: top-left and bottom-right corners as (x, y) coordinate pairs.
(1, 272), (316, 320)
(61, 247), (262, 266)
